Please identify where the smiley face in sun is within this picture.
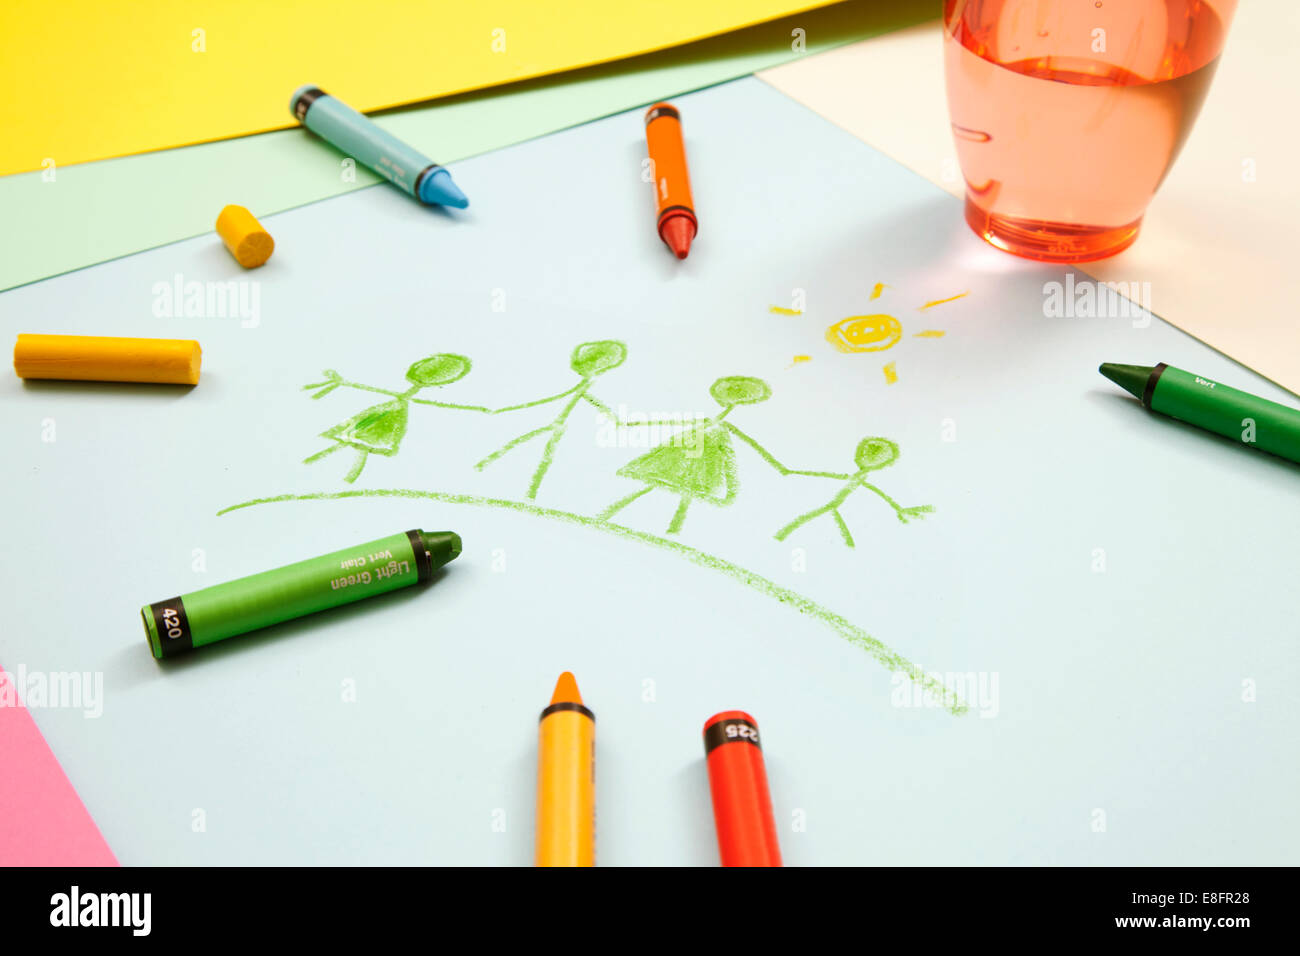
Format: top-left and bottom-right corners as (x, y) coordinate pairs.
(825, 312), (903, 351)
(822, 283), (966, 384)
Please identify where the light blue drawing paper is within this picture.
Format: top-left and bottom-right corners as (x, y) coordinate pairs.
(1, 77), (1296, 865)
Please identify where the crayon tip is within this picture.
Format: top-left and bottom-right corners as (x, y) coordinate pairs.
(419, 168), (469, 209)
(550, 671), (582, 705)
(419, 531), (462, 570)
(1099, 362), (1153, 402)
(660, 215), (694, 259)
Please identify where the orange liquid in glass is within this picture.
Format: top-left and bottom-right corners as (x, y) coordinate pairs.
(944, 0), (1234, 262)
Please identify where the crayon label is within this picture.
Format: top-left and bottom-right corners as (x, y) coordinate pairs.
(539, 701), (595, 722)
(150, 596), (193, 658)
(645, 105), (680, 124)
(704, 717), (761, 754)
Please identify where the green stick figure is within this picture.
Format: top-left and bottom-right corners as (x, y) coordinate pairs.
(303, 354), (482, 483)
(773, 438), (933, 547)
(597, 376), (788, 534)
(475, 340), (625, 499)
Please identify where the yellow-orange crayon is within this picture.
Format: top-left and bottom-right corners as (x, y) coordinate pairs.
(215, 204), (274, 268)
(13, 334), (201, 385)
(535, 671), (595, 866)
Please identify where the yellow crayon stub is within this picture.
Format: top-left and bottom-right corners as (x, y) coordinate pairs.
(14, 334), (201, 385)
(215, 204), (274, 268)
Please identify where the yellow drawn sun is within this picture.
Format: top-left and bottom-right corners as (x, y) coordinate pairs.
(821, 283), (966, 384)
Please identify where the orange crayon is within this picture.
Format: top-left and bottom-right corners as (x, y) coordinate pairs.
(535, 672), (595, 866)
(644, 102), (697, 260)
(703, 710), (782, 867)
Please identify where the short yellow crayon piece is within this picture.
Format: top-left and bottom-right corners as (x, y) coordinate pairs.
(536, 671), (595, 867)
(13, 334), (201, 385)
(215, 204), (274, 268)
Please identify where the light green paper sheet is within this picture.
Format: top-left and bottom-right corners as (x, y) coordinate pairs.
(0, 0), (932, 293)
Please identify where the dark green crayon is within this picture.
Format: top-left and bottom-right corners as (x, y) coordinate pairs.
(142, 529), (461, 659)
(1100, 362), (1300, 465)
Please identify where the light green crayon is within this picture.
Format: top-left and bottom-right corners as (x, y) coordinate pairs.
(141, 529), (460, 659)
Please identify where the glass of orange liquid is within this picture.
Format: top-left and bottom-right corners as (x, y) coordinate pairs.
(943, 0), (1236, 262)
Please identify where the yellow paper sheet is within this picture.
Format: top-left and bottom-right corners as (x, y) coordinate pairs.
(758, 5), (1300, 394)
(0, 0), (835, 176)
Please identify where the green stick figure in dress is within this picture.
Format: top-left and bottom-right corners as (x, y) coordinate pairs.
(475, 340), (625, 500)
(773, 438), (933, 547)
(597, 375), (785, 535)
(303, 354), (483, 483)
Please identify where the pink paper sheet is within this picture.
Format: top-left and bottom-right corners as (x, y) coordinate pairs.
(0, 665), (117, 866)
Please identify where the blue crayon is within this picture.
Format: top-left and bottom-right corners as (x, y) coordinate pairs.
(290, 85), (468, 209)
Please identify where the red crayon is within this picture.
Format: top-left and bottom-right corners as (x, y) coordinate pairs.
(644, 102), (697, 259)
(702, 710), (782, 867)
